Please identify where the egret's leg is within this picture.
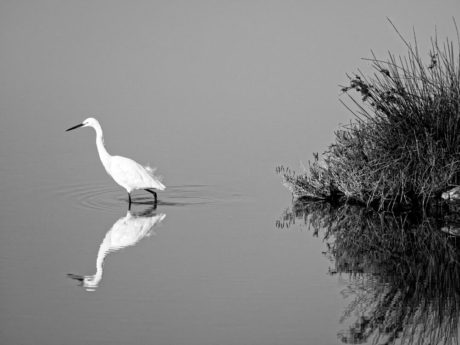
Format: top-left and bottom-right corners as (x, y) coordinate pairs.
(128, 193), (132, 207)
(145, 189), (158, 203)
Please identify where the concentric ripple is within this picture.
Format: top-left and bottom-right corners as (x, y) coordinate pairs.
(162, 184), (247, 206)
(52, 181), (246, 212)
(53, 180), (123, 213)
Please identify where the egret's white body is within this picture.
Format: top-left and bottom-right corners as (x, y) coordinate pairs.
(66, 118), (165, 204)
(69, 209), (166, 290)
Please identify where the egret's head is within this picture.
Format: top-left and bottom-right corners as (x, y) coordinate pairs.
(82, 117), (99, 128)
(66, 117), (100, 132)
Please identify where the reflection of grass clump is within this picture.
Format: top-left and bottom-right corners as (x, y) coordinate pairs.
(278, 200), (460, 345)
(279, 22), (460, 210)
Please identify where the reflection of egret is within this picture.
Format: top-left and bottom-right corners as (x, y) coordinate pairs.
(66, 118), (165, 207)
(68, 207), (166, 291)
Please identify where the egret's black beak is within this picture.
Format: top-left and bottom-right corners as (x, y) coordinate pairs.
(67, 273), (84, 282)
(67, 273), (85, 287)
(66, 123), (84, 132)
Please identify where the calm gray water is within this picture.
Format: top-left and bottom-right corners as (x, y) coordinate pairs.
(0, 116), (347, 345)
(2, 2), (460, 345)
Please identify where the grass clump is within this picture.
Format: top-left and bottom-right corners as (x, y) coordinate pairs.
(280, 21), (460, 210)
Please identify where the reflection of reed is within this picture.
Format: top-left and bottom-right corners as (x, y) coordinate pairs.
(278, 199), (460, 345)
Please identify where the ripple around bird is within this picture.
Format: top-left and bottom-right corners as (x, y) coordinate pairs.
(53, 181), (122, 213)
(52, 181), (246, 213)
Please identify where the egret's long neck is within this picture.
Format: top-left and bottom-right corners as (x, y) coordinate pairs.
(93, 124), (111, 168)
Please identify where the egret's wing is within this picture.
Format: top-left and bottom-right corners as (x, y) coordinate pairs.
(110, 156), (165, 190)
(109, 156), (149, 187)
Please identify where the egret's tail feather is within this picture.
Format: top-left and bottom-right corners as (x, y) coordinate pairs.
(145, 166), (157, 174)
(154, 179), (166, 191)
(145, 165), (166, 190)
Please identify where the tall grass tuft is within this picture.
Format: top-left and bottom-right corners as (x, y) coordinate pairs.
(280, 21), (460, 210)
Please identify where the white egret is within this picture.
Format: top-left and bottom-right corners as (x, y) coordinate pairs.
(66, 118), (165, 206)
